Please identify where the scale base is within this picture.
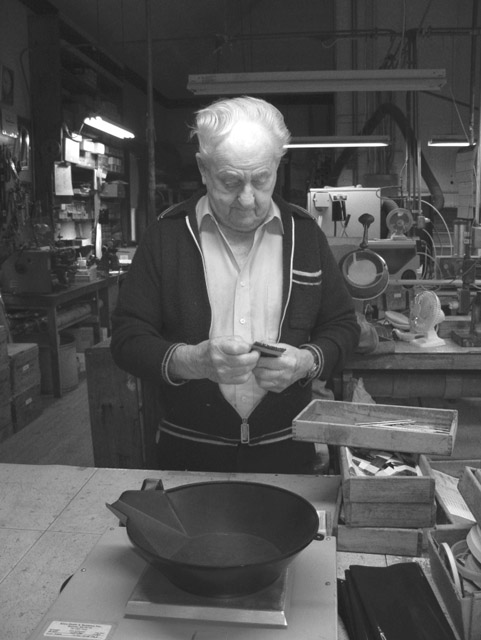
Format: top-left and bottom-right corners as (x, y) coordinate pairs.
(127, 563), (293, 627)
(28, 527), (338, 640)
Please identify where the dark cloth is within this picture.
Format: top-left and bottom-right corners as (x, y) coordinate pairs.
(110, 192), (360, 466)
(339, 563), (457, 640)
(157, 431), (318, 474)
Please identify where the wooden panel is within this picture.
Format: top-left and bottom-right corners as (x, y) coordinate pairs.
(458, 465), (481, 525)
(343, 498), (436, 528)
(0, 365), (11, 405)
(337, 524), (424, 557)
(85, 339), (144, 468)
(0, 325), (7, 362)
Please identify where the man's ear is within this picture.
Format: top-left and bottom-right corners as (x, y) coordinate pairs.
(196, 153), (207, 185)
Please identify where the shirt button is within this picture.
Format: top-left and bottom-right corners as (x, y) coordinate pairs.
(239, 318), (246, 324)
(240, 280), (246, 287)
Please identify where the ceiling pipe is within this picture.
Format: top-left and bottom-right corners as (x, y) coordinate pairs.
(328, 102), (445, 211)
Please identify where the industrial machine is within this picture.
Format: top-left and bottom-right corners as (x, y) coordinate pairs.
(0, 247), (77, 293)
(307, 186), (382, 239)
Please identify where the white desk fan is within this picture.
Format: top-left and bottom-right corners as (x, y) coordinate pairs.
(409, 290), (446, 348)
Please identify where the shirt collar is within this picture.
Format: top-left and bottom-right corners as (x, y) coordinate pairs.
(196, 194), (284, 234)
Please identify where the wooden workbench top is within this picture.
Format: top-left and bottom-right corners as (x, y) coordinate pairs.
(0, 463), (432, 640)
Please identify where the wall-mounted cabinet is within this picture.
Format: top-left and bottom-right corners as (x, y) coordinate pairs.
(28, 13), (132, 255)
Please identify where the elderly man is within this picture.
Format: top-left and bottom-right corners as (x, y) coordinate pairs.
(110, 96), (360, 473)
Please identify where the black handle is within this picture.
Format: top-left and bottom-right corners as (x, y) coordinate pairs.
(359, 213), (375, 249)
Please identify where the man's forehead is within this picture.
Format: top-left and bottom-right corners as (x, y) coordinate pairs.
(208, 121), (278, 170)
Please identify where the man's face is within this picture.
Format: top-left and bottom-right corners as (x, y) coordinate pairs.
(197, 121), (280, 234)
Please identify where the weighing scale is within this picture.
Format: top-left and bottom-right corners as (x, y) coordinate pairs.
(27, 526), (338, 640)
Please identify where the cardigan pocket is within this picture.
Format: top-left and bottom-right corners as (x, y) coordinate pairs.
(288, 270), (323, 329)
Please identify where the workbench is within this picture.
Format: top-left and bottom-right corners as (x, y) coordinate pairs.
(0, 463), (436, 640)
(3, 274), (124, 397)
(341, 337), (481, 400)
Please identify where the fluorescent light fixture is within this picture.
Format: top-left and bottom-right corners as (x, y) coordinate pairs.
(187, 69), (447, 95)
(285, 135), (390, 149)
(83, 115), (135, 139)
(428, 134), (473, 147)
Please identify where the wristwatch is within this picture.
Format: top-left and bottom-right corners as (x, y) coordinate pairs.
(300, 345), (322, 385)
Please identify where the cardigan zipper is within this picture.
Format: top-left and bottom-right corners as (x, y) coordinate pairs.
(240, 417), (250, 444)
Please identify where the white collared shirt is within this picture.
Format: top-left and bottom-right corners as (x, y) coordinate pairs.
(196, 195), (283, 418)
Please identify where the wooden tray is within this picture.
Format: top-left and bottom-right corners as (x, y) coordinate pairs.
(292, 399), (458, 456)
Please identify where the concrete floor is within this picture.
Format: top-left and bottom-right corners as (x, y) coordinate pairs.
(0, 379), (479, 467)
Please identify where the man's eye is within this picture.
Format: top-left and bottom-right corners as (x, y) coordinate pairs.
(252, 175), (269, 187)
(223, 179), (241, 189)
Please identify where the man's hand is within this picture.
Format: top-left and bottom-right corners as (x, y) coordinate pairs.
(170, 336), (259, 384)
(253, 343), (315, 393)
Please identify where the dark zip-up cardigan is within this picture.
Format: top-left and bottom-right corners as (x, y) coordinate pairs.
(110, 192), (360, 446)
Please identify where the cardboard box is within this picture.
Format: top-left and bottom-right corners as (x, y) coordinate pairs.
(428, 462), (481, 640)
(293, 399), (458, 456)
(101, 182), (126, 198)
(11, 384), (42, 432)
(8, 343), (41, 394)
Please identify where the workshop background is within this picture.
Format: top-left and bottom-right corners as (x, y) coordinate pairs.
(0, 0), (480, 465)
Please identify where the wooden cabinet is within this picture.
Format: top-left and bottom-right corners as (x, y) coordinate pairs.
(85, 339), (159, 468)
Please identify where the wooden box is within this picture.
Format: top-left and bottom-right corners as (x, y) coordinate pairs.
(335, 458), (479, 557)
(293, 399), (458, 456)
(8, 343), (41, 395)
(11, 384), (42, 432)
(339, 448), (436, 528)
(431, 459), (481, 530)
(428, 528), (481, 640)
(428, 462), (481, 640)
(293, 399), (457, 530)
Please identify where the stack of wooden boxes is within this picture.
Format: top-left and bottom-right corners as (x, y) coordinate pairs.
(0, 329), (43, 440)
(293, 398), (458, 556)
(428, 463), (481, 640)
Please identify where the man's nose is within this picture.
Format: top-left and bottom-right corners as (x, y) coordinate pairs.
(238, 185), (255, 207)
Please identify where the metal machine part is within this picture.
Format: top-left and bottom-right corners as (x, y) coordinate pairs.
(308, 186), (382, 239)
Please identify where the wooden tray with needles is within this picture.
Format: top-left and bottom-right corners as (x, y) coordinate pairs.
(292, 399), (458, 456)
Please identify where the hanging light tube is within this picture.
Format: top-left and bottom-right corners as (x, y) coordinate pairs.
(428, 134), (474, 147)
(83, 115), (135, 139)
(187, 69), (447, 95)
(285, 135), (390, 149)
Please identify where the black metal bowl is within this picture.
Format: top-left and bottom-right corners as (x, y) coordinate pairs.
(121, 481), (320, 598)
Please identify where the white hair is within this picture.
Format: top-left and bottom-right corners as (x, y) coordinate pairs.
(190, 96), (291, 161)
